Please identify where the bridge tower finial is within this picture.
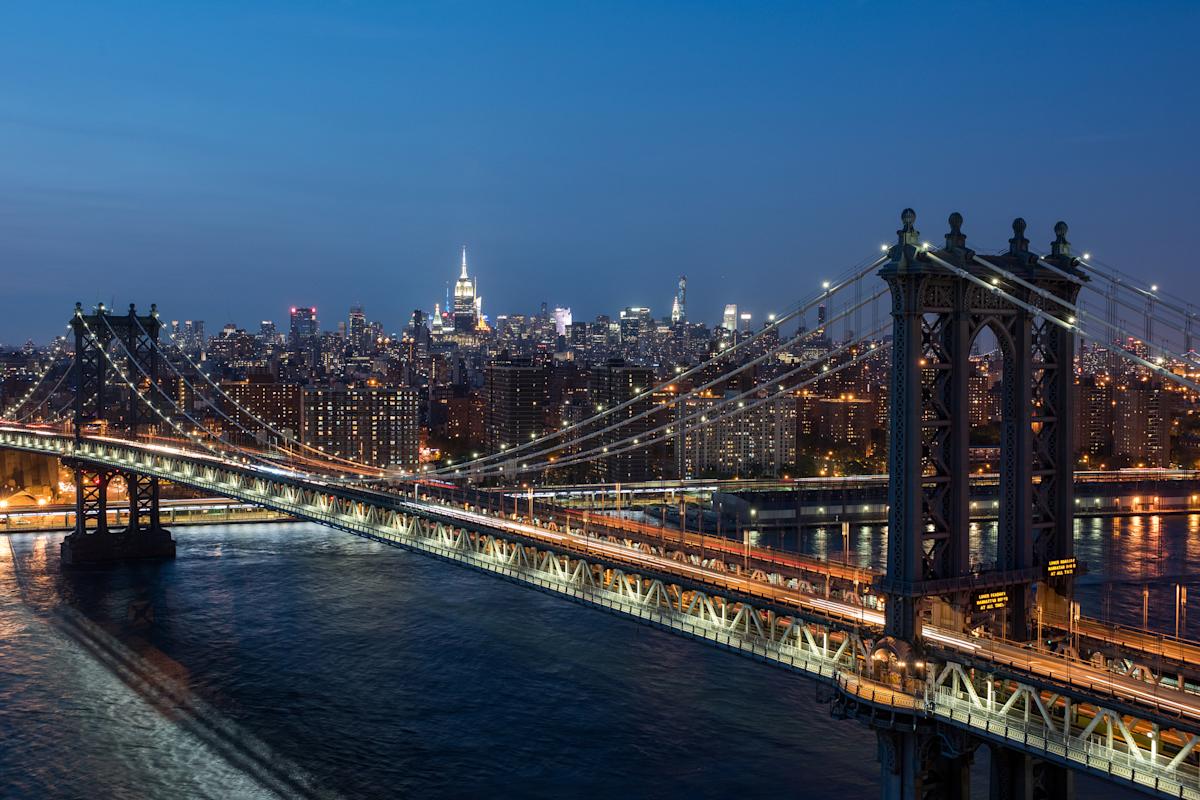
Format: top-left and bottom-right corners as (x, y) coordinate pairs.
(1008, 217), (1030, 255)
(898, 208), (919, 248)
(944, 211), (968, 252)
(1051, 220), (1071, 258)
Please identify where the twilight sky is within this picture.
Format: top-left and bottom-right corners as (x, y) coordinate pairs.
(1, 1), (1198, 343)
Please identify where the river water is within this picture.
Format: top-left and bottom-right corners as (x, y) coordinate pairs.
(2, 516), (1188, 799)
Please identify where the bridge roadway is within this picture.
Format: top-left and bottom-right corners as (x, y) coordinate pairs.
(421, 500), (1200, 722)
(437, 483), (1200, 691)
(5, 426), (1200, 795)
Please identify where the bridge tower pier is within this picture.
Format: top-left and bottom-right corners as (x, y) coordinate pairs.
(988, 745), (1074, 800)
(60, 302), (176, 567)
(877, 728), (972, 800)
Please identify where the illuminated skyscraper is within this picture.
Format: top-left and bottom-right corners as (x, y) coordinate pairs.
(289, 306), (318, 351)
(722, 304), (738, 333)
(554, 307), (573, 336)
(348, 305), (367, 353)
(671, 275), (687, 325)
(453, 246), (479, 333)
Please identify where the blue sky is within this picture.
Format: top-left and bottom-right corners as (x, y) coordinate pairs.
(1, 1), (1197, 342)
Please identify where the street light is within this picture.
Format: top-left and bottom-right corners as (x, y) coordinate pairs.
(744, 508), (757, 570)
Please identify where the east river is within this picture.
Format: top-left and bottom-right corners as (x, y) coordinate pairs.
(3, 515), (1194, 798)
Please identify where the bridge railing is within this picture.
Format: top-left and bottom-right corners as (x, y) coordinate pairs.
(931, 687), (1200, 798)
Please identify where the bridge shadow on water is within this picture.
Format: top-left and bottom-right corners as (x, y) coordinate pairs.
(4, 534), (335, 800)
(2, 525), (1150, 799)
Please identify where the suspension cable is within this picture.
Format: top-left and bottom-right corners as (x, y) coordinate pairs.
(440, 252), (888, 475)
(0, 342), (69, 419)
(1038, 257), (1194, 342)
(440, 286), (886, 477)
(75, 314), (228, 458)
(138, 311), (386, 474)
(462, 326), (886, 479)
(95, 313), (308, 471)
(974, 255), (1200, 374)
(11, 367), (72, 423)
(144, 316), (390, 475)
(925, 253), (1200, 395)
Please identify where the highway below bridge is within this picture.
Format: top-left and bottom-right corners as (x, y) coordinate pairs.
(5, 425), (1200, 798)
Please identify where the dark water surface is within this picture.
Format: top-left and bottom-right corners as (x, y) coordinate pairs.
(1, 518), (1172, 798)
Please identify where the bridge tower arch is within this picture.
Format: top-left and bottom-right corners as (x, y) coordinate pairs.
(871, 212), (1086, 800)
(61, 302), (176, 566)
(878, 209), (1084, 644)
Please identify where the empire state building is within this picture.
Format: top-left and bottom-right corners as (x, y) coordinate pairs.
(452, 246), (480, 333)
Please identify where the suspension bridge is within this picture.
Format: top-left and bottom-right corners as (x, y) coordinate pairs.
(4, 209), (1200, 799)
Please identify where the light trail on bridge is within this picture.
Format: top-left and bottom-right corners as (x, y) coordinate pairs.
(407, 495), (1200, 727)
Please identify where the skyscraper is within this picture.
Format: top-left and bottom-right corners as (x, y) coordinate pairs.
(722, 304), (738, 332)
(289, 306), (318, 350)
(348, 305), (367, 353)
(671, 275), (687, 325)
(484, 354), (549, 453)
(453, 246), (478, 333)
(553, 307), (573, 336)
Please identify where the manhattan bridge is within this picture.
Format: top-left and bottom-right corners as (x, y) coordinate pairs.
(6, 210), (1200, 799)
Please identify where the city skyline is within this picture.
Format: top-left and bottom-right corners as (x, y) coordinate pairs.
(3, 2), (1198, 342)
(3, 245), (775, 346)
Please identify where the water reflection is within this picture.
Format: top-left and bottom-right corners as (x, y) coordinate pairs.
(0, 520), (1169, 800)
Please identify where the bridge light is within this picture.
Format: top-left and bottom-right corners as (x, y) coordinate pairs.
(1151, 284), (1159, 292)
(1082, 253), (1091, 260)
(822, 280), (830, 289)
(880, 244), (888, 252)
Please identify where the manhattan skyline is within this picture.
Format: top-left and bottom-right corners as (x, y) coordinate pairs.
(3, 1), (1199, 342)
